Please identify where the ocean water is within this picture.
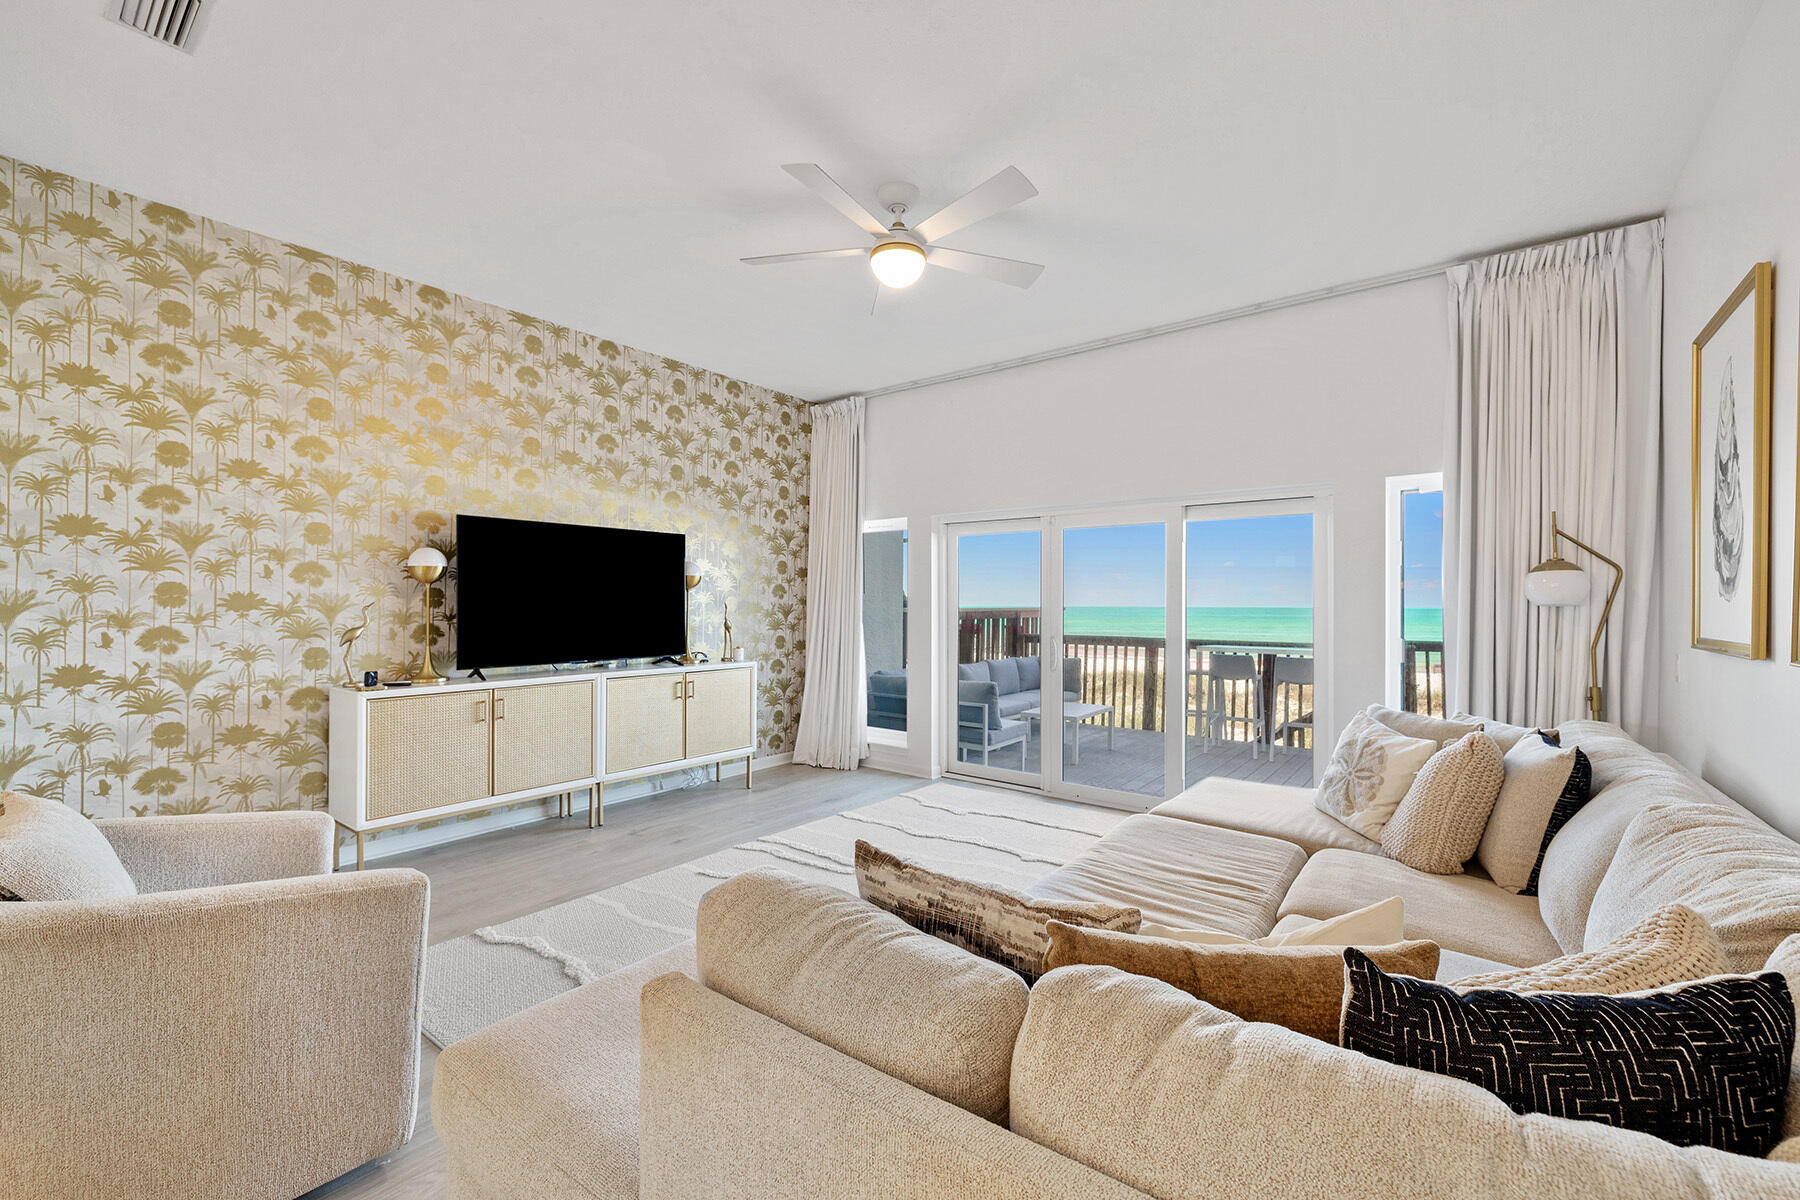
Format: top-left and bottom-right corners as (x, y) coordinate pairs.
(1059, 606), (1444, 643)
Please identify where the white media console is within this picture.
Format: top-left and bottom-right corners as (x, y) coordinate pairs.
(327, 660), (757, 868)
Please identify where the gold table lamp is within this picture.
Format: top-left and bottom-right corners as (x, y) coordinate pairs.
(405, 545), (449, 686)
(1524, 511), (1622, 720)
(681, 559), (702, 664)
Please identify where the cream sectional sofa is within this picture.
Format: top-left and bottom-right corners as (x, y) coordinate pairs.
(434, 720), (1800, 1198)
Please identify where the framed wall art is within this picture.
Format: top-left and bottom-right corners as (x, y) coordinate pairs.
(1691, 260), (1772, 659)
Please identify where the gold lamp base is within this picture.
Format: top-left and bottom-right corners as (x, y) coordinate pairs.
(406, 546), (450, 686)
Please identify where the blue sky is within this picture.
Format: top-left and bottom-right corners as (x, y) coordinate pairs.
(1402, 489), (1443, 608)
(956, 497), (1444, 610)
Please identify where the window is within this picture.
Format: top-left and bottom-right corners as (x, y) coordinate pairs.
(1385, 474), (1443, 715)
(863, 520), (908, 739)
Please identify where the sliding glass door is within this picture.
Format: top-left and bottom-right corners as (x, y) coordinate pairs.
(1184, 501), (1320, 787)
(947, 521), (1043, 789)
(945, 497), (1325, 806)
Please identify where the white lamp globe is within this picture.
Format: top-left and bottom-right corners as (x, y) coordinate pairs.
(405, 545), (447, 572)
(869, 241), (926, 289)
(1524, 560), (1588, 606)
(684, 559), (701, 577)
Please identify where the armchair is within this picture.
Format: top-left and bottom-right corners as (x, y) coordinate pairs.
(2, 808), (429, 1200)
(956, 680), (1030, 767)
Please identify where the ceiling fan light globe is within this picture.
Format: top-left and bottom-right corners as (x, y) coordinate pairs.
(869, 241), (926, 289)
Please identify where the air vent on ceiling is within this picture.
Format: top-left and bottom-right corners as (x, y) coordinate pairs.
(112, 0), (205, 51)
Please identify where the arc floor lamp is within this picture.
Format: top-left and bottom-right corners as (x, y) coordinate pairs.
(1524, 511), (1622, 720)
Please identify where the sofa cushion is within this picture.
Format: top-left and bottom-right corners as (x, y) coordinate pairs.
(1147, 897), (1404, 948)
(0, 791), (137, 901)
(1152, 777), (1379, 856)
(1341, 948), (1795, 1157)
(1476, 735), (1592, 895)
(996, 690), (1039, 718)
(1028, 814), (1304, 939)
(1011, 965), (1800, 1199)
(1586, 802), (1800, 973)
(1017, 656), (1042, 691)
(1452, 710), (1555, 754)
(1380, 731), (1504, 875)
(1766, 934), (1800, 1143)
(957, 661), (991, 683)
(1279, 848), (1561, 966)
(1365, 703), (1482, 747)
(1315, 709), (1438, 839)
(988, 657), (1022, 695)
(854, 843), (1138, 984)
(698, 868), (1030, 1120)
(1043, 921), (1437, 1042)
(432, 940), (698, 1200)
(1533, 722), (1739, 953)
(1450, 904), (1730, 995)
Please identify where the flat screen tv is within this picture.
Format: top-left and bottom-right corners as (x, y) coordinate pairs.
(454, 515), (687, 670)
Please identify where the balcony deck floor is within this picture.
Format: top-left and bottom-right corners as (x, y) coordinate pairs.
(964, 723), (1314, 797)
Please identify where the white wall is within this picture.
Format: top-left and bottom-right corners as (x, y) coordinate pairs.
(1654, 1), (1800, 839)
(865, 275), (1449, 779)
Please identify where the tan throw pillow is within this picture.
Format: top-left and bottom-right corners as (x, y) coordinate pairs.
(1474, 734), (1591, 895)
(1365, 703), (1481, 747)
(1451, 711), (1558, 754)
(0, 791), (136, 901)
(854, 841), (1139, 982)
(1314, 709), (1437, 839)
(1043, 921), (1438, 1042)
(1450, 904), (1730, 993)
(1381, 732), (1505, 875)
(1140, 897), (1405, 948)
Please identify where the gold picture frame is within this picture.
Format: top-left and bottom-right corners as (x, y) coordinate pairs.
(1691, 261), (1772, 659)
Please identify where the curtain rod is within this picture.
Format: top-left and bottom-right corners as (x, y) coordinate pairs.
(844, 213), (1662, 403)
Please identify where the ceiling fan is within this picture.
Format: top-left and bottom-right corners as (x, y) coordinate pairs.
(743, 163), (1043, 294)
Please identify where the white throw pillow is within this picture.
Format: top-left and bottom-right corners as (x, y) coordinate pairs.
(1140, 897), (1405, 949)
(1314, 710), (1437, 838)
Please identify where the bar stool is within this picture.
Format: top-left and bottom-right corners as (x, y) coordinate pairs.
(1272, 656), (1314, 750)
(1199, 653), (1266, 758)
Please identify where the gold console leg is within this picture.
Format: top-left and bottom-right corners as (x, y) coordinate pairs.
(590, 783), (603, 828)
(355, 830), (365, 871)
(745, 754), (753, 789)
(714, 762), (722, 783)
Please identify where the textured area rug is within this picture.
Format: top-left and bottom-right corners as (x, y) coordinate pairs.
(421, 781), (1126, 1046)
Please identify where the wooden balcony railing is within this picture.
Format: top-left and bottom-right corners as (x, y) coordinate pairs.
(956, 610), (1314, 748)
(1402, 639), (1446, 718)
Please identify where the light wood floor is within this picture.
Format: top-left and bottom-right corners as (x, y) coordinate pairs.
(302, 762), (922, 1200)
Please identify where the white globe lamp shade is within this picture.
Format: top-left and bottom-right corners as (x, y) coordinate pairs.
(683, 559), (701, 577)
(869, 241), (926, 289)
(1525, 559), (1588, 606)
(404, 545), (447, 572)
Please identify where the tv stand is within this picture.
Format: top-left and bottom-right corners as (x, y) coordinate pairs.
(467, 668), (488, 682)
(327, 662), (758, 868)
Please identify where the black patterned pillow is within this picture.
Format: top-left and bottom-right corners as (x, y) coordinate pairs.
(1339, 948), (1794, 1155)
(1523, 739), (1591, 895)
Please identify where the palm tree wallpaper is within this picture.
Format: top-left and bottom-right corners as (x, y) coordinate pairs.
(0, 154), (811, 828)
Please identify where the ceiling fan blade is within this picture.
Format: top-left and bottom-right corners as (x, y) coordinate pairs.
(740, 248), (867, 266)
(781, 164), (890, 237)
(913, 166), (1038, 243)
(927, 246), (1044, 289)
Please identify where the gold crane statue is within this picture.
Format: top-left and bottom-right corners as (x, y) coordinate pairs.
(339, 601), (373, 687)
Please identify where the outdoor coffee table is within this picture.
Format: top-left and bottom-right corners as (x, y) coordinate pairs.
(1018, 702), (1115, 764)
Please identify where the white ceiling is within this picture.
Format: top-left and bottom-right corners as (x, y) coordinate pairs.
(1, 1), (1759, 401)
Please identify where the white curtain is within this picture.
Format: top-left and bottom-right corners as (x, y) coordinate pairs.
(1443, 219), (1662, 732)
(793, 395), (868, 769)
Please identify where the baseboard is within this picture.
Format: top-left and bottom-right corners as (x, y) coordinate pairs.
(337, 751), (794, 868)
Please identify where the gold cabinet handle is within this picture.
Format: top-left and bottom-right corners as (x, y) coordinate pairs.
(673, 679), (683, 700)
(474, 699), (487, 723)
(685, 678), (696, 699)
(495, 696), (506, 720)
